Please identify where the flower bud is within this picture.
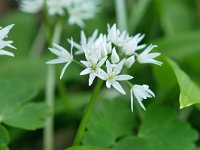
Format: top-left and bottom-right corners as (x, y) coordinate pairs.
(125, 55), (135, 68)
(111, 47), (120, 64)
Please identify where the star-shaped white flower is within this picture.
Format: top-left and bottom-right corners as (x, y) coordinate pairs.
(0, 24), (16, 57)
(70, 30), (98, 55)
(103, 60), (133, 95)
(130, 84), (155, 111)
(19, 0), (43, 13)
(80, 57), (107, 86)
(46, 41), (73, 79)
(47, 0), (66, 16)
(137, 44), (162, 66)
(66, 0), (100, 27)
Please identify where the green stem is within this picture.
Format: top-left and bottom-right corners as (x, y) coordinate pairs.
(73, 79), (104, 146)
(44, 65), (55, 150)
(115, 0), (128, 31)
(29, 23), (46, 58)
(43, 17), (63, 150)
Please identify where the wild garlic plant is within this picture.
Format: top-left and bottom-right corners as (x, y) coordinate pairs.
(47, 23), (162, 112)
(18, 0), (100, 27)
(0, 24), (16, 57)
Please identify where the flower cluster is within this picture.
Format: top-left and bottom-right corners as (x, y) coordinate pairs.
(47, 24), (162, 111)
(18, 0), (100, 27)
(0, 24), (16, 57)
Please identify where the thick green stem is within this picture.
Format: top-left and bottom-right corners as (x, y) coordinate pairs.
(115, 0), (128, 31)
(44, 65), (55, 150)
(43, 17), (63, 150)
(73, 79), (104, 146)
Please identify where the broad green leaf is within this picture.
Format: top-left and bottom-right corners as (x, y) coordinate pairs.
(3, 103), (49, 130)
(83, 99), (136, 147)
(114, 106), (197, 150)
(138, 106), (198, 150)
(167, 59), (200, 108)
(0, 125), (9, 150)
(0, 78), (49, 130)
(0, 58), (47, 90)
(113, 137), (151, 150)
(65, 146), (110, 150)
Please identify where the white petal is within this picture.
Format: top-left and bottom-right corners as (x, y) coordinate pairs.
(0, 50), (14, 57)
(97, 57), (107, 68)
(106, 60), (112, 74)
(112, 81), (126, 95)
(0, 24), (14, 40)
(89, 73), (96, 86)
(81, 30), (87, 45)
(113, 59), (125, 75)
(80, 60), (91, 67)
(125, 55), (135, 68)
(106, 80), (111, 88)
(115, 75), (133, 81)
(60, 62), (71, 79)
(46, 58), (67, 64)
(96, 68), (107, 80)
(49, 48), (63, 57)
(80, 68), (91, 75)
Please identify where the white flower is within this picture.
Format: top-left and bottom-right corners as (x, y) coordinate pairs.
(66, 0), (100, 27)
(107, 24), (130, 46)
(122, 33), (146, 56)
(102, 60), (133, 95)
(47, 0), (66, 16)
(0, 24), (16, 57)
(80, 57), (107, 86)
(70, 30), (98, 55)
(19, 0), (43, 13)
(137, 44), (162, 66)
(130, 84), (155, 111)
(125, 55), (135, 68)
(46, 41), (73, 79)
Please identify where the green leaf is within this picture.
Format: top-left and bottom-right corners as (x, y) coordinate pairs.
(138, 106), (198, 150)
(167, 59), (200, 108)
(0, 125), (10, 150)
(113, 137), (151, 150)
(3, 103), (49, 130)
(0, 78), (49, 130)
(83, 99), (136, 147)
(114, 106), (198, 150)
(0, 58), (47, 90)
(65, 146), (110, 150)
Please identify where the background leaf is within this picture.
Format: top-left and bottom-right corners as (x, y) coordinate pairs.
(65, 146), (110, 150)
(0, 125), (10, 150)
(0, 78), (49, 130)
(83, 98), (136, 147)
(167, 58), (200, 108)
